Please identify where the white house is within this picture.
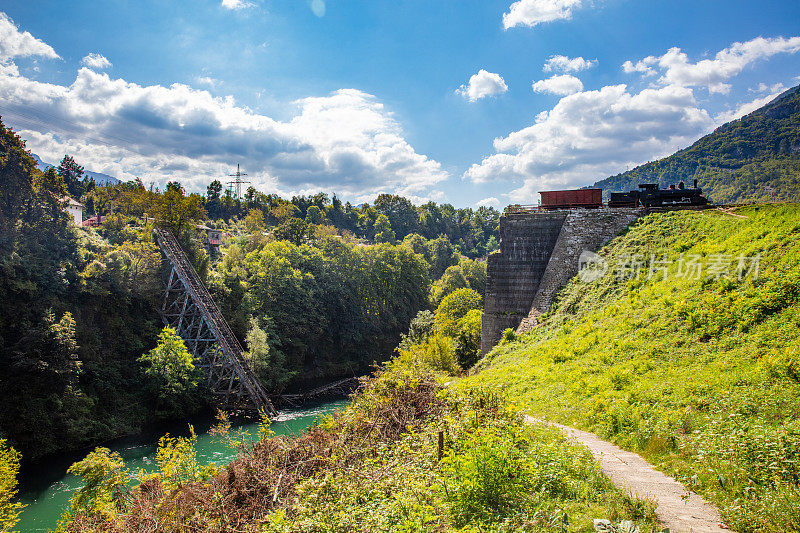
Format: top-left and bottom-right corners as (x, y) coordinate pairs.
(64, 197), (84, 225)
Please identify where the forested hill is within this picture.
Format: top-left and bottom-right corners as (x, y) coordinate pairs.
(594, 83), (800, 204)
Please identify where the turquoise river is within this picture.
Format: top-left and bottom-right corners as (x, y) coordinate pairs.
(16, 400), (348, 532)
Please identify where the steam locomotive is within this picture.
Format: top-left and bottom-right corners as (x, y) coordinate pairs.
(608, 180), (709, 208)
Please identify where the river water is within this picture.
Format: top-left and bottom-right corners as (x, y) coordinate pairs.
(16, 400), (348, 533)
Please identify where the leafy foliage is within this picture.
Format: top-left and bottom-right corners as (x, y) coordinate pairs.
(67, 448), (128, 519)
(138, 327), (201, 413)
(435, 287), (483, 337)
(244, 317), (294, 392)
(0, 439), (24, 532)
(397, 333), (461, 375)
(155, 426), (214, 489)
(398, 309), (436, 350)
(152, 187), (206, 238)
(203, 188), (499, 260)
(431, 257), (487, 305)
(454, 308), (482, 368)
(213, 237), (431, 388)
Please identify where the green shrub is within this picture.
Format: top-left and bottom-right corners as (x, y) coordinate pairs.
(67, 448), (128, 519)
(155, 425), (215, 489)
(440, 424), (532, 524)
(397, 334), (460, 375)
(435, 288), (483, 337)
(454, 309), (482, 368)
(0, 439), (24, 532)
(501, 328), (516, 344)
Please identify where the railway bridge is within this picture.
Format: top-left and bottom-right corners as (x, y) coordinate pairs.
(153, 228), (276, 415)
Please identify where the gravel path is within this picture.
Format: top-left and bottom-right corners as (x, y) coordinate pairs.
(525, 417), (732, 533)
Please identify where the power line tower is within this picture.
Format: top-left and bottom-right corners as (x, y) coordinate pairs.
(226, 164), (250, 199)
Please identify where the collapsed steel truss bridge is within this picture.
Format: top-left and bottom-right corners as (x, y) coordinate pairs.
(154, 228), (276, 415)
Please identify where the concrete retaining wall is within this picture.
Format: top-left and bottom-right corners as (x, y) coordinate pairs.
(481, 211), (566, 354)
(481, 208), (643, 354)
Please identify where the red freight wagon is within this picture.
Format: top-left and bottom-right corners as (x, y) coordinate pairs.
(539, 188), (602, 210)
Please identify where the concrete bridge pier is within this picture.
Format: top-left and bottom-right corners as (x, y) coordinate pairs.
(481, 208), (643, 354)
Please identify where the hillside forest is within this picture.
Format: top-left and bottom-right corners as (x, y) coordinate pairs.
(0, 116), (497, 462)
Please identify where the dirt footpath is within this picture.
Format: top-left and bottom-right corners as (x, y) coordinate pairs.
(525, 417), (731, 533)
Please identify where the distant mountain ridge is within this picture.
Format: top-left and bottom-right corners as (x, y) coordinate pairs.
(593, 84), (800, 204)
(32, 154), (122, 187)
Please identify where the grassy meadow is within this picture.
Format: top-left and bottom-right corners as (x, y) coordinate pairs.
(469, 204), (800, 533)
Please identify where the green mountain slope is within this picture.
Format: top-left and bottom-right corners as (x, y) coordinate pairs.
(471, 205), (800, 532)
(594, 85), (800, 204)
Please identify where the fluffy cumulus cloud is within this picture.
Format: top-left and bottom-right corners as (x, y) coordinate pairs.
(622, 57), (658, 76)
(456, 69), (508, 102)
(476, 197), (500, 207)
(623, 36), (800, 94)
(464, 84), (713, 198)
(81, 53), (111, 70)
(532, 74), (583, 95)
(0, 12), (59, 61)
(0, 14), (447, 202)
(543, 55), (597, 73)
(503, 0), (585, 30)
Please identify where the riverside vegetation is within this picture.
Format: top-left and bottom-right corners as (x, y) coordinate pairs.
(44, 284), (657, 533)
(471, 204), (800, 532)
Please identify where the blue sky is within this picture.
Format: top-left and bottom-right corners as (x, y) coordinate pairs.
(0, 0), (798, 207)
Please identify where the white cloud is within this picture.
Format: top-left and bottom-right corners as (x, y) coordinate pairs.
(464, 84), (713, 200)
(532, 74), (583, 95)
(195, 76), (219, 87)
(624, 36), (800, 94)
(0, 12), (59, 61)
(622, 57), (658, 76)
(81, 53), (111, 70)
(0, 62), (447, 202)
(221, 0), (255, 10)
(750, 82), (785, 94)
(477, 197), (500, 207)
(543, 55), (597, 73)
(456, 69), (508, 102)
(503, 0), (585, 30)
(715, 88), (785, 124)
(310, 0), (326, 17)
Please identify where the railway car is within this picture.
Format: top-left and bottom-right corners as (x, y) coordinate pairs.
(539, 188), (602, 210)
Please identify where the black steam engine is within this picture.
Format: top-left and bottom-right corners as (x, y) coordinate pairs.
(608, 180), (709, 208)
